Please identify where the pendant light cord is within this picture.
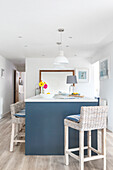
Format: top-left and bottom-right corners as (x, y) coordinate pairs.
(57, 28), (64, 52)
(60, 31), (63, 51)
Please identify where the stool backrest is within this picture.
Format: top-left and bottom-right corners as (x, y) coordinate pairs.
(10, 102), (25, 118)
(80, 106), (108, 131)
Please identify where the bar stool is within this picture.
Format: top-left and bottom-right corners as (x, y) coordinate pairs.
(10, 102), (25, 152)
(64, 106), (108, 170)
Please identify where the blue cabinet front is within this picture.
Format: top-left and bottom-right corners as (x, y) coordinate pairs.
(25, 102), (98, 155)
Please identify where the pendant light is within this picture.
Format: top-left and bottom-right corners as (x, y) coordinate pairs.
(54, 28), (69, 65)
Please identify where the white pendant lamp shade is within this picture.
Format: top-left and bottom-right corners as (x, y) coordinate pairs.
(54, 51), (69, 65)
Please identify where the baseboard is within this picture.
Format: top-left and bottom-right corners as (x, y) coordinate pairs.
(1, 111), (11, 119)
(107, 125), (113, 133)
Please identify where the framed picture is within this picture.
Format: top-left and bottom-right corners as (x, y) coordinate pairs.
(99, 58), (110, 80)
(1, 68), (5, 78)
(76, 68), (89, 83)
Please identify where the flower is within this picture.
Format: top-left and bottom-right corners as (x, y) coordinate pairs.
(39, 81), (44, 87)
(43, 84), (48, 89)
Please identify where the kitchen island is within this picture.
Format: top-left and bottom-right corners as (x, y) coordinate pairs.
(25, 95), (98, 155)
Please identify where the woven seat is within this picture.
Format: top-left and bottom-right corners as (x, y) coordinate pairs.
(65, 106), (107, 131)
(64, 106), (108, 170)
(65, 118), (81, 130)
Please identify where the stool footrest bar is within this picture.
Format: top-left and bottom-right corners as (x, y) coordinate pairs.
(67, 152), (79, 161)
(67, 146), (88, 152)
(89, 147), (102, 155)
(14, 140), (25, 143)
(84, 155), (104, 162)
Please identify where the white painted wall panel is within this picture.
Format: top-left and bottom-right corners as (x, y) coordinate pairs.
(91, 43), (113, 132)
(26, 57), (95, 99)
(0, 55), (16, 118)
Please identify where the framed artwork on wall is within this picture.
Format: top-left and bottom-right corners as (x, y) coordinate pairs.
(99, 58), (110, 80)
(0, 68), (5, 78)
(76, 68), (89, 83)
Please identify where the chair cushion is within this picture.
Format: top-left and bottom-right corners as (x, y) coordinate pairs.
(66, 114), (80, 123)
(15, 108), (25, 118)
(15, 113), (25, 118)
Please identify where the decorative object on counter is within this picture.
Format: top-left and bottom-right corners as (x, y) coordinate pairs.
(43, 83), (48, 89)
(69, 93), (84, 98)
(39, 81), (44, 87)
(72, 92), (80, 95)
(76, 68), (89, 83)
(58, 91), (68, 96)
(67, 75), (77, 94)
(39, 80), (48, 94)
(35, 88), (40, 95)
(100, 57), (110, 80)
(40, 93), (54, 99)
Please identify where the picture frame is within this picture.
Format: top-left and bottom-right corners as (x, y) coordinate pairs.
(1, 68), (5, 78)
(76, 68), (89, 83)
(99, 57), (110, 80)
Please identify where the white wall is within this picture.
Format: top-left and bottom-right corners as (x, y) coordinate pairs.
(93, 61), (100, 97)
(91, 43), (113, 132)
(0, 55), (16, 118)
(26, 57), (95, 99)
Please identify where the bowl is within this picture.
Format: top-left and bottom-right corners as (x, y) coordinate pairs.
(40, 94), (54, 98)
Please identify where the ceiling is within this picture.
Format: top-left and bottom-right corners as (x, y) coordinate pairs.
(0, 0), (113, 66)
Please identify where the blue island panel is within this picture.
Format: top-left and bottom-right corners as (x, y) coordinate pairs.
(25, 102), (98, 155)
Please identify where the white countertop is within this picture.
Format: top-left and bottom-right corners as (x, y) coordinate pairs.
(25, 95), (98, 103)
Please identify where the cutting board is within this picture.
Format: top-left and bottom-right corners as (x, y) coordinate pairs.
(69, 95), (84, 98)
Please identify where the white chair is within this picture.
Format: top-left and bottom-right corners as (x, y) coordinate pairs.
(64, 106), (108, 170)
(10, 101), (25, 152)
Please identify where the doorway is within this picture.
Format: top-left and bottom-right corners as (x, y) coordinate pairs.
(14, 70), (25, 103)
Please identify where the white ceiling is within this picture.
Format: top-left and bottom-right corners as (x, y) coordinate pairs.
(0, 0), (113, 66)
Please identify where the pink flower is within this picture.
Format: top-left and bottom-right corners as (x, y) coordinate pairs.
(43, 84), (48, 89)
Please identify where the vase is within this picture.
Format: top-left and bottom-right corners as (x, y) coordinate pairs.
(41, 87), (45, 94)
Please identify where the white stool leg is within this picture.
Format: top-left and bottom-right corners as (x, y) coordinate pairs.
(10, 123), (15, 152)
(15, 124), (19, 145)
(98, 129), (102, 153)
(20, 123), (22, 131)
(102, 128), (106, 170)
(79, 130), (84, 170)
(87, 130), (91, 157)
(65, 125), (69, 165)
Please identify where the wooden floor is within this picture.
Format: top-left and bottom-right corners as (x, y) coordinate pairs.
(0, 115), (113, 170)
